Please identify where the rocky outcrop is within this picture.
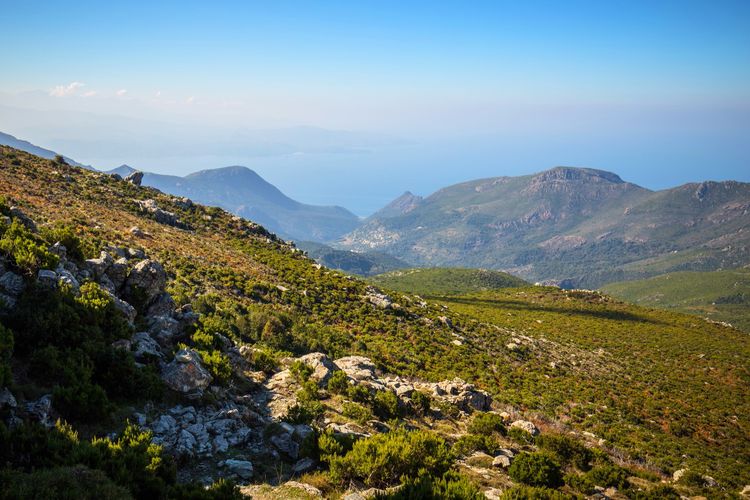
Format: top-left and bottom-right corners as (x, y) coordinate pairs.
(334, 356), (377, 382)
(126, 259), (166, 302)
(125, 171), (144, 186)
(510, 419), (539, 436)
(297, 352), (337, 386)
(161, 349), (213, 395)
(135, 199), (186, 228)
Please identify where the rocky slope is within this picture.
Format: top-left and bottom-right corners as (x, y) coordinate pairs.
(1, 147), (748, 498)
(340, 167), (750, 289)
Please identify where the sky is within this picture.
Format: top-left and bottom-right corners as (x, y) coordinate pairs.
(0, 0), (748, 215)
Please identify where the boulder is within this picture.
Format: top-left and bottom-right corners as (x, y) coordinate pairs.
(162, 349), (213, 394)
(85, 251), (114, 279)
(126, 259), (166, 301)
(510, 420), (539, 436)
(37, 269), (58, 288)
(334, 356), (377, 381)
(270, 432), (299, 460)
(106, 258), (129, 291)
(297, 352), (336, 385)
(292, 457), (316, 474)
(125, 171), (144, 186)
(136, 199), (183, 227)
(9, 207), (36, 231)
(110, 294), (137, 324)
(49, 242), (67, 259)
(0, 271), (25, 296)
(0, 387), (17, 410)
(224, 459), (253, 480)
(147, 292), (176, 318)
(25, 394), (53, 427)
(492, 455), (512, 468)
(131, 332), (163, 361)
(56, 267), (79, 291)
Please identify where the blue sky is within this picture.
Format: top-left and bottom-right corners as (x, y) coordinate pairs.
(0, 1), (748, 215)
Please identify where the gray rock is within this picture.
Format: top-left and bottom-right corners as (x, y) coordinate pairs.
(147, 292), (176, 318)
(129, 226), (145, 237)
(125, 171), (144, 186)
(298, 352), (336, 386)
(213, 435), (229, 453)
(37, 269), (58, 288)
(0, 387), (17, 409)
(56, 267), (79, 291)
(174, 429), (197, 456)
(334, 356), (377, 381)
(293, 424), (314, 441)
(492, 455), (512, 468)
(9, 207), (36, 231)
(49, 242), (67, 259)
(126, 259), (166, 302)
(293, 457), (316, 474)
(510, 420), (539, 436)
(110, 173), (123, 181)
(136, 199), (183, 227)
(25, 394), (53, 427)
(0, 271), (25, 296)
(162, 349), (213, 394)
(0, 293), (15, 309)
(85, 251), (114, 278)
(270, 432), (299, 460)
(106, 258), (129, 291)
(110, 293), (137, 324)
(152, 414), (178, 434)
(224, 459), (253, 480)
(132, 332), (163, 361)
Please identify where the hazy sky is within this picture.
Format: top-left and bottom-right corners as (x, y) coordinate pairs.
(1, 1), (748, 215)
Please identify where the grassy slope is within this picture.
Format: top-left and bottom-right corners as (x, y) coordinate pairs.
(368, 267), (527, 295)
(602, 268), (750, 332)
(2, 147), (749, 488)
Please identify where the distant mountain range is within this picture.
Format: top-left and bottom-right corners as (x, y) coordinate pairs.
(340, 167), (750, 288)
(0, 131), (91, 169)
(105, 164), (360, 242)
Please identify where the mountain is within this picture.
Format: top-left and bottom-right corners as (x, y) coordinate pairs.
(367, 191), (423, 220)
(106, 164), (361, 242)
(340, 167), (750, 288)
(1, 145), (749, 496)
(0, 131), (91, 169)
(602, 267), (750, 332)
(296, 240), (409, 276)
(368, 267), (528, 296)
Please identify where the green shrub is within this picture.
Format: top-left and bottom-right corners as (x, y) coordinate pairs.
(251, 349), (278, 373)
(39, 224), (87, 261)
(318, 430), (356, 463)
(348, 383), (371, 404)
(500, 485), (575, 499)
(0, 465), (132, 499)
(467, 412), (506, 436)
(329, 429), (453, 488)
(453, 434), (499, 457)
(373, 390), (401, 420)
(535, 433), (592, 471)
(507, 452), (563, 488)
(53, 381), (111, 423)
(290, 360), (314, 383)
(409, 390), (431, 416)
(197, 349), (232, 385)
(327, 370), (350, 394)
(378, 471), (483, 499)
(630, 485), (681, 499)
(677, 469), (706, 488)
(342, 402), (372, 424)
(586, 464), (630, 489)
(0, 220), (59, 273)
(508, 426), (535, 444)
(283, 399), (324, 425)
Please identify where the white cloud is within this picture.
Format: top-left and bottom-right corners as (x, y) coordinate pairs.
(49, 81), (85, 97)
(186, 96), (196, 104)
(116, 89), (128, 97)
(155, 90), (162, 98)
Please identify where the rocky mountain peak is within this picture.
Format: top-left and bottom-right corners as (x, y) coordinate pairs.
(532, 166), (625, 185)
(369, 190), (424, 220)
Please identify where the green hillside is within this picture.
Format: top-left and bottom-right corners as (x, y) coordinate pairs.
(1, 147), (748, 497)
(602, 268), (750, 332)
(296, 240), (409, 276)
(369, 267), (527, 295)
(341, 167), (750, 289)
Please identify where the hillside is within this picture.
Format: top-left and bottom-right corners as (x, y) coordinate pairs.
(0, 130), (91, 169)
(107, 164), (360, 242)
(0, 147), (749, 498)
(295, 240), (409, 276)
(369, 268), (528, 296)
(602, 268), (750, 332)
(340, 167), (750, 289)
